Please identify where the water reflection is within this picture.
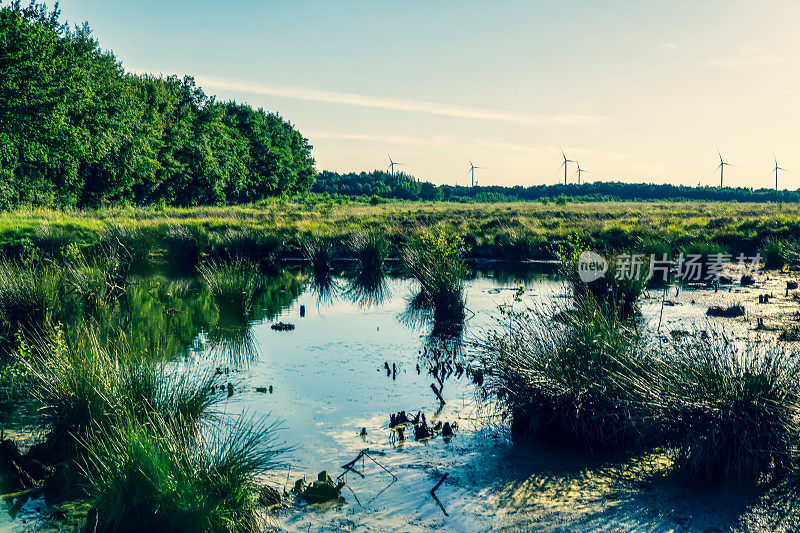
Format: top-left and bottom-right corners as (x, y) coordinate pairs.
(345, 268), (390, 308)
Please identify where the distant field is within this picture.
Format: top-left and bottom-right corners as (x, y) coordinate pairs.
(1, 200), (799, 260)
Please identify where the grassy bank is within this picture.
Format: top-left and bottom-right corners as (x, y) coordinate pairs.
(2, 199), (800, 262)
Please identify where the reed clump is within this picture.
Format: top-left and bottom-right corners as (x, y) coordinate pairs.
(473, 298), (652, 451)
(0, 260), (63, 348)
(403, 228), (467, 321)
(476, 297), (800, 482)
(641, 337), (800, 482)
(760, 237), (799, 270)
(555, 235), (646, 319)
(198, 257), (263, 316)
(83, 413), (288, 533)
(346, 231), (389, 307)
(302, 236), (338, 302)
(21, 327), (218, 454)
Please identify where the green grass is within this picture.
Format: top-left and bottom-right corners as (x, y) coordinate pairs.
(1, 200), (800, 263)
(642, 337), (800, 482)
(83, 413), (288, 533)
(21, 327), (218, 455)
(0, 260), (63, 349)
(760, 237), (800, 270)
(198, 257), (263, 316)
(345, 231), (390, 307)
(404, 227), (466, 303)
(476, 293), (800, 481)
(473, 297), (651, 451)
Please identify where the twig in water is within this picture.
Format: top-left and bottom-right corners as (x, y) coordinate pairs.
(431, 383), (446, 405)
(430, 472), (448, 495)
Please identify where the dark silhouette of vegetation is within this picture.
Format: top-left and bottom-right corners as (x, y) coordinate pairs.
(315, 170), (800, 204)
(0, 1), (315, 209)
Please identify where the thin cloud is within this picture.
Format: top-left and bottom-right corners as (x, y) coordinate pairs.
(306, 130), (453, 147)
(698, 46), (781, 68)
(195, 76), (603, 127)
(659, 42), (679, 51)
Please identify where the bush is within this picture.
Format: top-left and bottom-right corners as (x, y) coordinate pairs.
(198, 257), (263, 316)
(473, 298), (652, 450)
(644, 337), (800, 482)
(83, 413), (288, 533)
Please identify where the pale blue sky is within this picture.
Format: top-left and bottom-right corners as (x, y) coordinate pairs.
(55, 1), (800, 188)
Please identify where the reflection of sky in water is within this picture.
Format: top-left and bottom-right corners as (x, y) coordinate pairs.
(197, 274), (561, 532)
(190, 274), (772, 532)
(2, 271), (789, 532)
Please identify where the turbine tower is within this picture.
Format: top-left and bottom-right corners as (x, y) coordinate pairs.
(716, 148), (732, 188)
(560, 148), (574, 185)
(575, 160), (588, 185)
(773, 154), (786, 191)
(468, 157), (483, 188)
(387, 154), (404, 177)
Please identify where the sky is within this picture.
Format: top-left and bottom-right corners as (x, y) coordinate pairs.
(54, 0), (800, 189)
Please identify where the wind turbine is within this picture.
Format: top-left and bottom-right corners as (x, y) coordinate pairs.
(468, 157), (483, 187)
(387, 154), (404, 177)
(575, 160), (588, 185)
(560, 148), (574, 185)
(716, 148), (732, 188)
(773, 154), (787, 191)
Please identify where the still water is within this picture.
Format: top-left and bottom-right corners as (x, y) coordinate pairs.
(0, 266), (783, 532)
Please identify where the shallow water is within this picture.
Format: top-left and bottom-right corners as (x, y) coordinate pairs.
(2, 266), (797, 532)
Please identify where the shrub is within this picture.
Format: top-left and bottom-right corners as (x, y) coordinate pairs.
(644, 337), (800, 482)
(198, 257), (262, 316)
(472, 298), (652, 450)
(83, 413), (288, 533)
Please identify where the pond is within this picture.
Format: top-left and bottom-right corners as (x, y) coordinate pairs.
(1, 264), (795, 532)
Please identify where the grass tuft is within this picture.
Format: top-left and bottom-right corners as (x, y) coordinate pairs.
(473, 297), (651, 451)
(198, 257), (262, 316)
(644, 337), (800, 482)
(83, 413), (288, 533)
(21, 327), (218, 454)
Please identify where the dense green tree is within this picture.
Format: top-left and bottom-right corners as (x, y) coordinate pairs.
(0, 1), (316, 209)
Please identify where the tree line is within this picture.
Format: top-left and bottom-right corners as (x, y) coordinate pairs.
(314, 170), (800, 203)
(0, 1), (315, 209)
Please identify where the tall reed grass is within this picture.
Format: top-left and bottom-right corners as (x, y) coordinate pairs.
(198, 257), (263, 316)
(638, 336), (800, 482)
(475, 298), (800, 481)
(473, 298), (651, 451)
(21, 327), (218, 454)
(83, 413), (288, 533)
(403, 228), (467, 321)
(346, 231), (389, 307)
(0, 260), (63, 348)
